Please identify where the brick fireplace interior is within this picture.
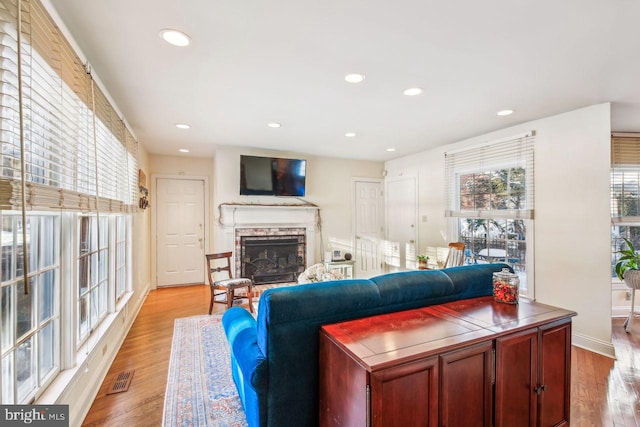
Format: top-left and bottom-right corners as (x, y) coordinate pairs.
(236, 228), (306, 284)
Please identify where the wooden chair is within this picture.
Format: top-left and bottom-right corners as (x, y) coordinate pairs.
(444, 242), (465, 268)
(206, 252), (253, 314)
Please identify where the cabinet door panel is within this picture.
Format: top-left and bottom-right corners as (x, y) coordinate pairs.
(538, 321), (571, 427)
(440, 341), (493, 427)
(371, 356), (438, 427)
(319, 334), (368, 427)
(495, 328), (538, 427)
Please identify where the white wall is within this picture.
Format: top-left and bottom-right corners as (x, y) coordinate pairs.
(385, 103), (613, 357)
(212, 146), (384, 263)
(134, 146), (151, 294)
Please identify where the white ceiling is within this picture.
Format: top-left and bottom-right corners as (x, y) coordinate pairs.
(49, 0), (640, 162)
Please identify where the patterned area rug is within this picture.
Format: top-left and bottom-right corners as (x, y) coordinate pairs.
(162, 314), (248, 427)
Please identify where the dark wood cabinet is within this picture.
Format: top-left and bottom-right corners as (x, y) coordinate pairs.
(440, 340), (494, 427)
(494, 328), (538, 427)
(370, 355), (439, 427)
(494, 320), (571, 427)
(319, 297), (575, 427)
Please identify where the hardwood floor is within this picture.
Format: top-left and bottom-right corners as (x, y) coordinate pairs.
(571, 318), (640, 426)
(81, 284), (220, 427)
(82, 286), (640, 426)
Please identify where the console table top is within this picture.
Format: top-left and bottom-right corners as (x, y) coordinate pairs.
(320, 296), (576, 371)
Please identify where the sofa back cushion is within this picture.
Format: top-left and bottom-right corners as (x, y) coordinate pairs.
(369, 269), (455, 308)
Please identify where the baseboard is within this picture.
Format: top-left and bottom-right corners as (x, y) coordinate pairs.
(612, 305), (635, 318)
(572, 331), (616, 359)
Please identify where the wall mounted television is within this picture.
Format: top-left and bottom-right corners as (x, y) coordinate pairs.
(240, 155), (307, 196)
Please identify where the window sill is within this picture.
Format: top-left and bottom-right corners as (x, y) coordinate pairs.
(612, 279), (627, 291)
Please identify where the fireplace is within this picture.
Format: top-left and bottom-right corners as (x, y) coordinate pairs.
(236, 228), (306, 284)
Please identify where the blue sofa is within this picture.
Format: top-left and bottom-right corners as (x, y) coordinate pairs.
(221, 263), (509, 427)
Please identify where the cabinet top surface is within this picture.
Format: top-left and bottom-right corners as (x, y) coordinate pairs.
(320, 296), (576, 370)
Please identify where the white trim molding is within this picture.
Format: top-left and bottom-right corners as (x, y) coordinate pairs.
(218, 204), (319, 270)
(572, 332), (616, 359)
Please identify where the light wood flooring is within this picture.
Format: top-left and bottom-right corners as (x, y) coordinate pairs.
(82, 285), (640, 426)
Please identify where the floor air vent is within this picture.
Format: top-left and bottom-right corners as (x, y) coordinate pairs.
(107, 370), (134, 394)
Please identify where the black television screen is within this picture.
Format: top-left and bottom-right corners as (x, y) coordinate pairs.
(240, 155), (306, 196)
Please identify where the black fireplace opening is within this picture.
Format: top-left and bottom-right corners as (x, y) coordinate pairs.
(240, 235), (305, 284)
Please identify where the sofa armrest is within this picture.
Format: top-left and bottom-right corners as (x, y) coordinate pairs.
(222, 307), (267, 388)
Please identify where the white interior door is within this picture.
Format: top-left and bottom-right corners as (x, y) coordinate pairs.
(353, 179), (384, 278)
(156, 178), (205, 286)
(385, 176), (418, 272)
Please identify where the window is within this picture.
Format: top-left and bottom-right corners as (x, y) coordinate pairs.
(1, 213), (59, 404)
(446, 133), (535, 297)
(77, 215), (109, 345)
(0, 0), (137, 403)
(114, 216), (127, 301)
(610, 134), (640, 279)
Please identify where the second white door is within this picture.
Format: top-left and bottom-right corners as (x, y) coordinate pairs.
(385, 176), (418, 272)
(156, 178), (205, 287)
(353, 179), (384, 278)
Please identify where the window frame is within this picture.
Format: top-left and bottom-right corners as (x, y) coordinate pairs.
(445, 133), (535, 299)
(1, 212), (61, 404)
(76, 214), (109, 348)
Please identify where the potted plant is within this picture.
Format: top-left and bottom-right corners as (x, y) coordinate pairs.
(615, 238), (640, 288)
(417, 255), (429, 270)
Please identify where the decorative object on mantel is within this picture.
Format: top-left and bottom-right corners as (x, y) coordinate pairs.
(298, 263), (344, 284)
(138, 169), (149, 210)
(343, 252), (352, 261)
(331, 249), (343, 261)
(492, 268), (519, 304)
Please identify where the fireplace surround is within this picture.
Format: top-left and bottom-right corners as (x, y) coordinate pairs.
(237, 229), (306, 284)
(218, 204), (319, 281)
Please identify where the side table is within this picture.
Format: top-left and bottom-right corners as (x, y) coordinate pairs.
(323, 260), (355, 279)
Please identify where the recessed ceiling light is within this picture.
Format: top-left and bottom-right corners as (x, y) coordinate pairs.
(267, 122), (281, 128)
(179, 148), (190, 153)
(497, 109), (514, 116)
(386, 148), (396, 152)
(159, 29), (191, 47)
(345, 73), (366, 83)
(403, 87), (423, 96)
(345, 132), (356, 138)
(175, 123), (191, 129)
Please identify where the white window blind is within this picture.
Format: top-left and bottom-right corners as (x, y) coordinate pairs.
(611, 134), (640, 223)
(445, 132), (535, 220)
(0, 0), (138, 212)
(0, 0), (21, 190)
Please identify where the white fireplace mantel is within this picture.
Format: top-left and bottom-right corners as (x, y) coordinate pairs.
(219, 203), (319, 229)
(218, 204), (320, 273)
